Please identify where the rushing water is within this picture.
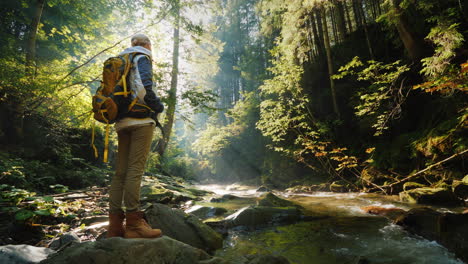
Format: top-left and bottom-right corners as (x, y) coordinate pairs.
(195, 184), (465, 264)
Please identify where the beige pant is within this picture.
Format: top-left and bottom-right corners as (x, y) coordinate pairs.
(109, 123), (154, 213)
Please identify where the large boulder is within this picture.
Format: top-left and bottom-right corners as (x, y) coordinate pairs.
(210, 194), (244, 203)
(186, 205), (228, 220)
(49, 232), (81, 250)
(395, 207), (468, 263)
(452, 175), (468, 200)
(399, 187), (462, 206)
(40, 236), (224, 264)
(0, 245), (54, 264)
(224, 206), (303, 228)
(257, 193), (302, 210)
(145, 203), (223, 252)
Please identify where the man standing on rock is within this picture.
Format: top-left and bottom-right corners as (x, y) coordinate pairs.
(107, 34), (164, 239)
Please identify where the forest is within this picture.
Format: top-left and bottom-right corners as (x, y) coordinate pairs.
(0, 0), (467, 263)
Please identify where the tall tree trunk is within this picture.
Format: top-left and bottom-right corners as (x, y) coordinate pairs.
(391, 0), (425, 61)
(26, 0), (45, 73)
(344, 0), (354, 32)
(352, 0), (362, 28)
(314, 9), (326, 61)
(359, 0), (375, 59)
(157, 2), (180, 157)
(334, 0), (348, 39)
(321, 7), (340, 118)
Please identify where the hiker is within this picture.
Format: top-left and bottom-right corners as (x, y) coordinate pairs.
(107, 34), (164, 238)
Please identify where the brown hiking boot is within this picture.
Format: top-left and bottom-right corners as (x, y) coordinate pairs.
(124, 211), (162, 239)
(107, 211), (125, 238)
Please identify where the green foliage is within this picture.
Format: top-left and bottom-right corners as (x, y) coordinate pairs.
(334, 57), (410, 136)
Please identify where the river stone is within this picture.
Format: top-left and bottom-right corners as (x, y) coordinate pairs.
(186, 206), (228, 219)
(395, 207), (468, 263)
(399, 187), (462, 206)
(0, 244), (55, 264)
(246, 254), (290, 264)
(145, 203), (223, 252)
(452, 175), (468, 200)
(224, 206), (303, 228)
(49, 232), (81, 250)
(361, 206), (406, 221)
(257, 193), (302, 209)
(40, 236), (224, 264)
(210, 194), (243, 203)
(140, 185), (174, 204)
(402, 182), (426, 191)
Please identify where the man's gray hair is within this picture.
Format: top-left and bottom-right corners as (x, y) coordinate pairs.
(131, 34), (151, 47)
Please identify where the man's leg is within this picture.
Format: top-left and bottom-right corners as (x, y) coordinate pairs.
(109, 129), (131, 213)
(107, 128), (131, 238)
(123, 123), (154, 211)
(122, 123), (161, 238)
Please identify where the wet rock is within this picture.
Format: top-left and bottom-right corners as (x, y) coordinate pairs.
(0, 244), (54, 264)
(40, 236), (224, 264)
(246, 254), (290, 264)
(256, 186), (270, 192)
(399, 187), (462, 206)
(402, 182), (426, 191)
(210, 194), (243, 203)
(257, 193), (303, 210)
(452, 175), (468, 200)
(49, 232), (80, 251)
(361, 206), (407, 221)
(395, 207), (468, 263)
(224, 206), (303, 228)
(186, 206), (228, 220)
(145, 203), (223, 252)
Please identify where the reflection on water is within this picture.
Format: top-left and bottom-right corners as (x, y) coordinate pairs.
(195, 184), (465, 264)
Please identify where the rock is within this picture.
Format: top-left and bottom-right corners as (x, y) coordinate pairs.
(145, 203), (223, 252)
(0, 244), (54, 264)
(210, 194), (243, 203)
(40, 236), (224, 264)
(285, 184), (328, 193)
(257, 193), (302, 209)
(452, 175), (468, 200)
(395, 207), (468, 263)
(246, 254), (290, 264)
(49, 232), (81, 251)
(256, 186), (270, 192)
(186, 206), (228, 220)
(224, 206), (303, 228)
(361, 206), (406, 221)
(399, 187), (462, 206)
(140, 185), (174, 204)
(402, 182), (426, 191)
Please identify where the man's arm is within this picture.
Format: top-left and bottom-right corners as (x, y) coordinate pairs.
(137, 56), (164, 113)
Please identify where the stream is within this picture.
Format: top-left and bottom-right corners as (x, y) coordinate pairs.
(195, 184), (465, 264)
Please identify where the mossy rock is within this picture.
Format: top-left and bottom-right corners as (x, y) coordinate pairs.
(361, 167), (391, 186)
(140, 185), (174, 204)
(399, 187), (462, 206)
(225, 206), (303, 228)
(257, 192), (303, 210)
(403, 182), (426, 191)
(186, 206), (228, 220)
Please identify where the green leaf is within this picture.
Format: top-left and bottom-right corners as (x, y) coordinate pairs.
(15, 210), (35, 221)
(34, 209), (52, 216)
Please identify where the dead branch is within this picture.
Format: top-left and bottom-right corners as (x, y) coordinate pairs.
(369, 149), (468, 191)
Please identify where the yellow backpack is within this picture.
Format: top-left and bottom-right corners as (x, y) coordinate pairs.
(91, 53), (137, 162)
